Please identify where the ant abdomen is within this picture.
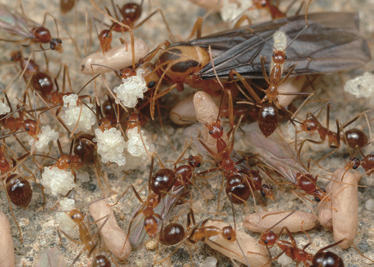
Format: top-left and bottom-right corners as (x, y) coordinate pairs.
(362, 154), (374, 174)
(93, 255), (111, 267)
(150, 169), (176, 195)
(258, 102), (279, 137)
(159, 223), (185, 246)
(6, 174), (32, 208)
(30, 72), (55, 96)
(343, 129), (368, 149)
(226, 175), (251, 204)
(222, 226), (236, 241)
(311, 251), (344, 267)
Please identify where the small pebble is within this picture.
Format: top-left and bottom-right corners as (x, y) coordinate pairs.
(365, 199), (374, 210)
(200, 256), (217, 267)
(145, 239), (158, 251)
(277, 253), (292, 266)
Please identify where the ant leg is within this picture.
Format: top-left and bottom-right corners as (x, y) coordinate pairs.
(278, 64), (297, 86)
(229, 69), (262, 104)
(186, 17), (203, 39)
(134, 9), (175, 41)
(234, 15), (252, 28)
(260, 56), (270, 85)
(58, 228), (83, 245)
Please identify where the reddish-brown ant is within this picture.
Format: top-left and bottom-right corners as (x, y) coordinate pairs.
(58, 208), (109, 265)
(60, 0), (77, 14)
(297, 109), (369, 158)
(0, 3), (64, 53)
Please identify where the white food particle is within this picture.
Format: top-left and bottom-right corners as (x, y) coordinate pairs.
(95, 128), (126, 166)
(56, 198), (78, 238)
(41, 167), (75, 196)
(277, 252), (292, 266)
(113, 69), (147, 108)
(366, 199), (374, 210)
(287, 123), (300, 140)
(201, 256), (218, 267)
(126, 128), (149, 158)
(0, 99), (10, 115)
(60, 94), (96, 132)
(27, 125), (59, 152)
(344, 72), (374, 100)
(273, 30), (287, 51)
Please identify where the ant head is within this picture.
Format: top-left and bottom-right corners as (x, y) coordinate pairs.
(188, 155), (202, 168)
(272, 50), (286, 65)
(33, 26), (51, 43)
(50, 39), (63, 53)
(253, 0), (269, 8)
(126, 112), (142, 129)
(68, 209), (84, 223)
(346, 156), (361, 170)
(301, 117), (318, 132)
(56, 154), (72, 169)
(206, 120), (224, 139)
(98, 30), (113, 53)
(314, 188), (330, 202)
(222, 226), (236, 242)
(120, 68), (136, 80)
(261, 184), (275, 199)
(137, 62), (160, 90)
(10, 51), (22, 62)
(98, 117), (115, 131)
(23, 119), (40, 139)
(259, 231), (277, 247)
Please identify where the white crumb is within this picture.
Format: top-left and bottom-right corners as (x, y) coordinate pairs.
(94, 128), (127, 166)
(60, 94), (96, 132)
(27, 125), (59, 152)
(0, 99), (10, 115)
(344, 72), (374, 101)
(41, 167), (75, 196)
(113, 68), (147, 108)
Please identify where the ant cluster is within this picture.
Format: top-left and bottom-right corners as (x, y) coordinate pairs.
(0, 0), (373, 266)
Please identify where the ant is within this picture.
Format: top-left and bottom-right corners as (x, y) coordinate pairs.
(295, 104), (370, 166)
(346, 152), (374, 175)
(229, 0), (312, 137)
(58, 208), (109, 265)
(96, 0), (173, 54)
(0, 3), (69, 53)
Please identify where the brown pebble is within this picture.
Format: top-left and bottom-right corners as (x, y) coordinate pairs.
(244, 210), (317, 234)
(0, 211), (15, 267)
(89, 199), (131, 261)
(204, 221), (269, 266)
(331, 168), (360, 249)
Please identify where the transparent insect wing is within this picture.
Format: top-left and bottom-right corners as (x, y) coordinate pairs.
(241, 123), (306, 184)
(195, 13), (371, 79)
(0, 4), (37, 39)
(128, 185), (185, 249)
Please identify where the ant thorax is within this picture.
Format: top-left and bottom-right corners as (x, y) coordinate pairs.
(126, 128), (149, 159)
(0, 99), (10, 115)
(271, 30), (287, 73)
(27, 125), (59, 152)
(56, 198), (78, 238)
(41, 166), (75, 196)
(60, 94), (96, 132)
(94, 127), (127, 166)
(113, 68), (147, 108)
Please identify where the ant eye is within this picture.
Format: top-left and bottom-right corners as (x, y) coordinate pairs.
(321, 188), (326, 193)
(261, 190), (266, 196)
(227, 237), (232, 240)
(262, 3), (266, 7)
(57, 155), (61, 159)
(196, 163), (201, 167)
(315, 196), (321, 202)
(209, 130), (213, 134)
(307, 126), (311, 131)
(284, 55), (287, 60)
(25, 127), (30, 131)
(33, 120), (37, 123)
(272, 53), (275, 57)
(68, 159), (71, 164)
(126, 116), (130, 120)
(219, 126), (223, 131)
(189, 155), (193, 159)
(353, 164), (358, 169)
(98, 122), (102, 126)
(264, 240), (268, 244)
(148, 81), (156, 88)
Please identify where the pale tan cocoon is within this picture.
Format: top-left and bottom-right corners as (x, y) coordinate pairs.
(244, 210), (317, 234)
(204, 221), (269, 266)
(80, 39), (149, 75)
(89, 199), (131, 260)
(0, 211), (15, 267)
(318, 178), (335, 230)
(331, 168), (360, 249)
(170, 94), (196, 125)
(277, 76), (306, 107)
